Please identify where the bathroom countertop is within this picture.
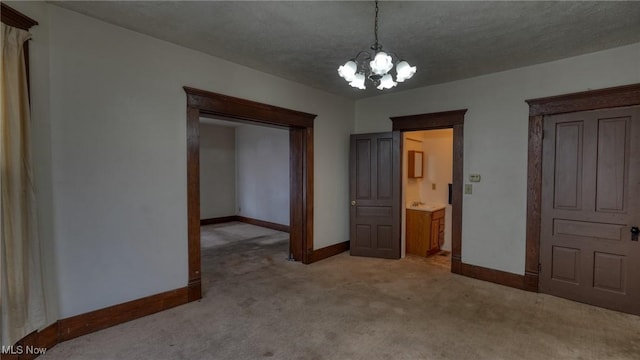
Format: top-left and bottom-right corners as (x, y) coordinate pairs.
(406, 203), (447, 212)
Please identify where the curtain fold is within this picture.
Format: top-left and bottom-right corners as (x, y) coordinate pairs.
(1, 22), (46, 347)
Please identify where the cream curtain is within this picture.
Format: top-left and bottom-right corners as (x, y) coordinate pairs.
(0, 23), (46, 347)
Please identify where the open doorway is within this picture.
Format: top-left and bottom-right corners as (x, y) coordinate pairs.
(184, 87), (316, 301)
(198, 118), (291, 293)
(402, 130), (453, 269)
(391, 110), (465, 274)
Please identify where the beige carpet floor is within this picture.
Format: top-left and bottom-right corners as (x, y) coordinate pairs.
(40, 222), (640, 359)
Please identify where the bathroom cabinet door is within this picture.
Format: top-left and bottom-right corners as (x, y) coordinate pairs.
(407, 209), (431, 256)
(428, 209), (444, 255)
(408, 150), (424, 178)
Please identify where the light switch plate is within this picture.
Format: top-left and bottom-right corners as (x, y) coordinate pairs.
(469, 174), (481, 182)
(464, 184), (473, 194)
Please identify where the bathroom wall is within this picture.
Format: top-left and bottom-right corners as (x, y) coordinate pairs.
(404, 129), (454, 205)
(420, 129), (453, 205)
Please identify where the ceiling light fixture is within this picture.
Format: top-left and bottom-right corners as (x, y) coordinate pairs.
(338, 0), (416, 90)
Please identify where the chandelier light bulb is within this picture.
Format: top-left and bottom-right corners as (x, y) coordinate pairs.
(377, 74), (397, 90)
(370, 51), (393, 75)
(338, 60), (358, 81)
(395, 61), (417, 82)
(349, 73), (366, 89)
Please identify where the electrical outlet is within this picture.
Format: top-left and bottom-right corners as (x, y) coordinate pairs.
(469, 174), (481, 182)
(464, 184), (473, 194)
(432, 183), (436, 190)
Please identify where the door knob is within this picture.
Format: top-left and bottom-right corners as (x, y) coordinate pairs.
(631, 226), (639, 241)
(351, 200), (356, 206)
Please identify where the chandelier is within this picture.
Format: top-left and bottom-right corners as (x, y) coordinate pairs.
(337, 0), (416, 90)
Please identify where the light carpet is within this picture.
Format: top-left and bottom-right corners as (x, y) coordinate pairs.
(40, 222), (640, 359)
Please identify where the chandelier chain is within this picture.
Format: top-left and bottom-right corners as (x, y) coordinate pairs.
(373, 0), (379, 49)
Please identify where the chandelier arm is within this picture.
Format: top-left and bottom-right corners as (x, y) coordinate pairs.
(354, 50), (373, 62)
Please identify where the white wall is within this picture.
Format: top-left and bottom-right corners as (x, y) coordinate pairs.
(199, 123), (236, 219)
(356, 42), (640, 275)
(10, 2), (354, 318)
(201, 122), (289, 225)
(236, 125), (289, 225)
(404, 130), (453, 206)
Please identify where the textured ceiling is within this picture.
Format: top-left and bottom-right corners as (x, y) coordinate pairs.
(53, 1), (640, 99)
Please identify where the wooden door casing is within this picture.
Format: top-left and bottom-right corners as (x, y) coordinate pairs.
(540, 107), (640, 315)
(184, 87), (316, 300)
(350, 132), (401, 259)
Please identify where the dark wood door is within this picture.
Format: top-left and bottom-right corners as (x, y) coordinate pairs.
(540, 107), (640, 315)
(349, 132), (401, 259)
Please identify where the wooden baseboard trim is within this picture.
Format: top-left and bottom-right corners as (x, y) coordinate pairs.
(200, 216), (290, 233)
(452, 258), (530, 291)
(450, 254), (462, 274)
(58, 287), (189, 342)
(3, 286), (190, 360)
(200, 216), (238, 226)
(236, 216), (290, 233)
(307, 241), (350, 264)
(36, 323), (58, 350)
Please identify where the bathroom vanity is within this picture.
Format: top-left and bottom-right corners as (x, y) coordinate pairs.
(406, 204), (445, 257)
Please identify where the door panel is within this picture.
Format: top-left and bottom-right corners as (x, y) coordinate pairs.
(355, 139), (372, 199)
(355, 225), (372, 248)
(596, 117), (628, 212)
(350, 132), (401, 259)
(540, 107), (640, 315)
(377, 225), (393, 249)
(377, 138), (393, 199)
(551, 246), (580, 284)
(553, 121), (583, 210)
(553, 219), (623, 241)
(593, 252), (625, 293)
